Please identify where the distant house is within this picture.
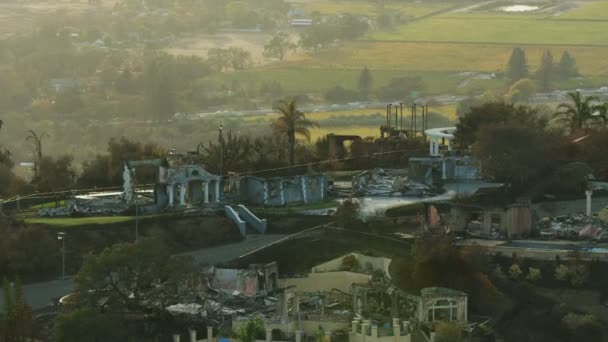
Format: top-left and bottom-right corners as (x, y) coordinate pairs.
(290, 18), (313, 27)
(48, 79), (80, 93)
(239, 174), (328, 207)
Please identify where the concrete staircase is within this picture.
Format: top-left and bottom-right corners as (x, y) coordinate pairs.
(224, 204), (267, 236)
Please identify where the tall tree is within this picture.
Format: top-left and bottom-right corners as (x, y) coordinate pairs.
(554, 91), (607, 133)
(536, 50), (555, 91)
(36, 155), (76, 192)
(505, 47), (528, 84)
(272, 98), (318, 166)
(454, 102), (544, 148)
(75, 238), (196, 313)
(228, 47), (253, 70)
(263, 32), (295, 61)
(557, 50), (579, 79)
(357, 66), (373, 99)
(26, 130), (46, 181)
(474, 123), (557, 189)
(0, 120), (12, 168)
(200, 130), (253, 174)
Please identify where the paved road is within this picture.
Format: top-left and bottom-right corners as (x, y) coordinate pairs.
(1, 234), (286, 311)
(177, 234), (286, 265)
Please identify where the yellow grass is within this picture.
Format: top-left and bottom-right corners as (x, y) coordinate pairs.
(307, 108), (385, 120)
(243, 108), (391, 123)
(433, 104), (458, 121)
(244, 105), (456, 124)
(284, 41), (608, 75)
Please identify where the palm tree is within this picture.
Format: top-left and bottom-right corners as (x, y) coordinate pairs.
(273, 98), (318, 166)
(554, 91), (606, 133)
(26, 130), (48, 181)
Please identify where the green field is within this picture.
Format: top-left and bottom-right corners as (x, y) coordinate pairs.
(216, 1), (608, 100)
(558, 1), (608, 20)
(369, 14), (608, 45)
(299, 0), (452, 18)
(285, 41), (608, 75)
(212, 68), (505, 96)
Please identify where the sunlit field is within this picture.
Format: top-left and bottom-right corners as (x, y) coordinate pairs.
(299, 0), (453, 18)
(369, 14), (608, 45)
(286, 41), (608, 75)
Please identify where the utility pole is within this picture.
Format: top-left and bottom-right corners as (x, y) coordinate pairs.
(58, 232), (66, 280)
(585, 184), (593, 216)
(219, 122), (224, 177)
(134, 168), (139, 243)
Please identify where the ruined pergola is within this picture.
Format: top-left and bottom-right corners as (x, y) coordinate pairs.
(425, 127), (456, 156)
(167, 165), (221, 206)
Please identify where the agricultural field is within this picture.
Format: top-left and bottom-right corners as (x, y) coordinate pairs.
(369, 13), (608, 45)
(297, 0), (453, 18)
(286, 41), (608, 75)
(557, 1), (608, 20)
(0, 0), (113, 34)
(241, 103), (455, 143)
(225, 0), (608, 98)
(212, 67), (505, 96)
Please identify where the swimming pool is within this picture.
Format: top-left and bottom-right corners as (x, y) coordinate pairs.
(503, 241), (608, 253)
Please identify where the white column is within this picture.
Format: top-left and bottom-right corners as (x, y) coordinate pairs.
(301, 177), (308, 204)
(320, 178), (325, 200)
(429, 138), (434, 156)
(586, 190), (593, 216)
(179, 183), (186, 205)
(371, 326), (378, 341)
(207, 326), (213, 342)
(173, 334), (180, 342)
(296, 331), (302, 342)
(266, 329), (272, 342)
(442, 160), (447, 180)
(204, 182), (210, 204)
(447, 139), (453, 152)
(168, 184), (174, 206)
(189, 329), (197, 342)
(393, 324), (400, 342)
(215, 180), (220, 203)
(434, 139), (439, 156)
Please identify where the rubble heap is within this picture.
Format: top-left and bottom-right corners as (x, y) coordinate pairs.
(353, 169), (440, 197)
(539, 213), (608, 241)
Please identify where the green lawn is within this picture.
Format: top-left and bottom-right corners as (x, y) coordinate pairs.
(369, 14), (608, 45)
(29, 200), (66, 210)
(24, 216), (136, 227)
(249, 200), (339, 216)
